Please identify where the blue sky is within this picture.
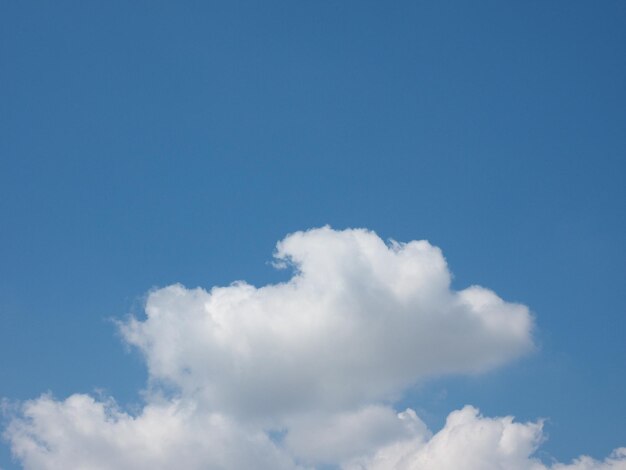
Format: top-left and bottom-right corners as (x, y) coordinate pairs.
(1, 1), (625, 469)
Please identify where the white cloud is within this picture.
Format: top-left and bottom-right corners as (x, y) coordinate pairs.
(7, 399), (626, 470)
(344, 406), (626, 470)
(121, 227), (533, 418)
(3, 227), (623, 469)
(6, 394), (299, 470)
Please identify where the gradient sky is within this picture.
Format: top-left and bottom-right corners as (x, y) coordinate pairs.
(1, 1), (625, 469)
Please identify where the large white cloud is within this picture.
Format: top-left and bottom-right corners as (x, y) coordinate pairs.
(4, 227), (624, 469)
(121, 227), (533, 417)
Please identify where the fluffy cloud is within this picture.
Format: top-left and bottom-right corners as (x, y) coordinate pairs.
(345, 406), (626, 470)
(7, 399), (626, 470)
(6, 394), (298, 470)
(121, 227), (533, 417)
(4, 228), (624, 469)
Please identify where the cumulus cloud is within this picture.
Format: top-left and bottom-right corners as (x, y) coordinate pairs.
(7, 399), (626, 470)
(345, 406), (626, 470)
(3, 227), (624, 469)
(6, 394), (298, 470)
(121, 227), (533, 417)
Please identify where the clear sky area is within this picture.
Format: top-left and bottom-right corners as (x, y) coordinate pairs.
(1, 2), (625, 469)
